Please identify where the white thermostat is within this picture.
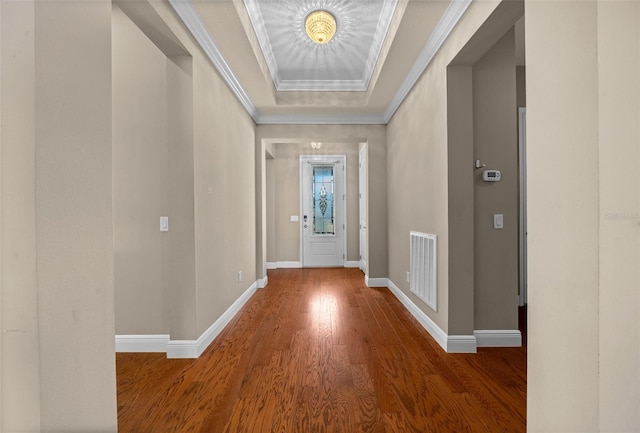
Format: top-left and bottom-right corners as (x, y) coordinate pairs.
(482, 170), (501, 182)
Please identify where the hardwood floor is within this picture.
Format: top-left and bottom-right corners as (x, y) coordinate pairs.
(116, 268), (526, 432)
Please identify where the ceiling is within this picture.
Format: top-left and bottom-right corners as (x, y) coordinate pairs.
(168, 0), (472, 124)
(243, 0), (398, 92)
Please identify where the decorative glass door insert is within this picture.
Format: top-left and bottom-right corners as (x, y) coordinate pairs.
(312, 165), (335, 235)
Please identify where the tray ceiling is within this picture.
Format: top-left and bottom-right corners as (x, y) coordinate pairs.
(243, 0), (398, 91)
(168, 0), (472, 124)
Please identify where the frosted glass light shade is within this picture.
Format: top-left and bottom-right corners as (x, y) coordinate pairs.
(305, 10), (337, 44)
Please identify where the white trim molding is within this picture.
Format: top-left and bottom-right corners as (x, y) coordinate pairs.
(257, 275), (269, 289)
(474, 330), (522, 348)
(256, 113), (387, 125)
(276, 261), (302, 269)
(115, 334), (170, 353)
(167, 281), (259, 358)
(345, 261), (361, 268)
(266, 261), (303, 269)
(364, 276), (388, 287)
(386, 279), (477, 353)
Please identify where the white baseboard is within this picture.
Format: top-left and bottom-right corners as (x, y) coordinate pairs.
(276, 261), (302, 268)
(165, 339), (198, 358)
(386, 279), (477, 353)
(364, 276), (388, 287)
(446, 335), (478, 353)
(115, 334), (170, 353)
(269, 261), (359, 269)
(167, 281), (259, 358)
(474, 330), (522, 347)
(258, 275), (268, 288)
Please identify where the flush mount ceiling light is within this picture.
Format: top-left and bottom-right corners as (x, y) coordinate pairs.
(305, 10), (337, 44)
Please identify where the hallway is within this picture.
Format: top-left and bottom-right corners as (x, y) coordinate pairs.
(116, 268), (526, 432)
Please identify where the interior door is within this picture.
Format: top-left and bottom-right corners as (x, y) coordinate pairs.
(301, 155), (345, 267)
(359, 145), (367, 272)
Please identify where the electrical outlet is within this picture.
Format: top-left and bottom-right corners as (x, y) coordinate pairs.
(237, 271), (242, 283)
(406, 271), (410, 283)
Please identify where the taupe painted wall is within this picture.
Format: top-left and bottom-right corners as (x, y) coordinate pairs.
(446, 65), (475, 335)
(1, 1), (41, 430)
(35, 0), (118, 430)
(256, 124), (387, 279)
(113, 5), (169, 335)
(165, 54), (197, 341)
(113, 0), (256, 341)
(266, 156), (277, 262)
(516, 66), (526, 108)
(472, 28), (518, 330)
(268, 142), (360, 263)
(387, 0), (506, 333)
(191, 47), (256, 336)
(527, 1), (640, 431)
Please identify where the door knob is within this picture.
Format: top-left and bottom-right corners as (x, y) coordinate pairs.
(304, 224), (308, 228)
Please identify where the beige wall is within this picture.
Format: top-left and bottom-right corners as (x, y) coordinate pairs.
(256, 124), (387, 279)
(35, 0), (118, 430)
(1, 1), (41, 430)
(446, 65), (475, 335)
(387, 0), (507, 333)
(113, 5), (169, 335)
(516, 66), (526, 108)
(166, 54), (197, 340)
(472, 28), (518, 330)
(191, 48), (256, 336)
(596, 3), (640, 427)
(266, 154), (276, 262)
(527, 1), (640, 431)
(113, 0), (256, 341)
(268, 142), (360, 263)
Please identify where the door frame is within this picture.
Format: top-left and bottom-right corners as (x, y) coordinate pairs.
(518, 107), (527, 306)
(358, 144), (367, 273)
(299, 154), (347, 267)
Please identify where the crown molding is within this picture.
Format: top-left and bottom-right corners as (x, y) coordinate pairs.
(275, 80), (368, 92)
(169, 0), (471, 125)
(168, 0), (260, 123)
(242, 0), (398, 93)
(383, 0), (472, 123)
(256, 113), (387, 125)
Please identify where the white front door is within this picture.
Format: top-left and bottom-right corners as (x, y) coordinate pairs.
(300, 155), (346, 267)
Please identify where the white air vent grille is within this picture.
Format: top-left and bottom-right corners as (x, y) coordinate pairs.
(410, 231), (437, 312)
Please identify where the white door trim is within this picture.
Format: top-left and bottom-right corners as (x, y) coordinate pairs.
(299, 155), (347, 267)
(518, 107), (527, 306)
(358, 144), (368, 273)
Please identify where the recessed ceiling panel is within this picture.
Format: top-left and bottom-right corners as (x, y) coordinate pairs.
(243, 0), (398, 91)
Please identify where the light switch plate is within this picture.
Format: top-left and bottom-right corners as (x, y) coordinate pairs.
(160, 216), (169, 232)
(291, 215), (299, 222)
(493, 214), (504, 229)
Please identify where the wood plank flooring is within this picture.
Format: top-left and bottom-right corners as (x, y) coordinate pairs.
(117, 268), (526, 432)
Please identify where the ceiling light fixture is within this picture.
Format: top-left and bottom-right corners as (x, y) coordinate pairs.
(310, 142), (322, 149)
(305, 10), (337, 44)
